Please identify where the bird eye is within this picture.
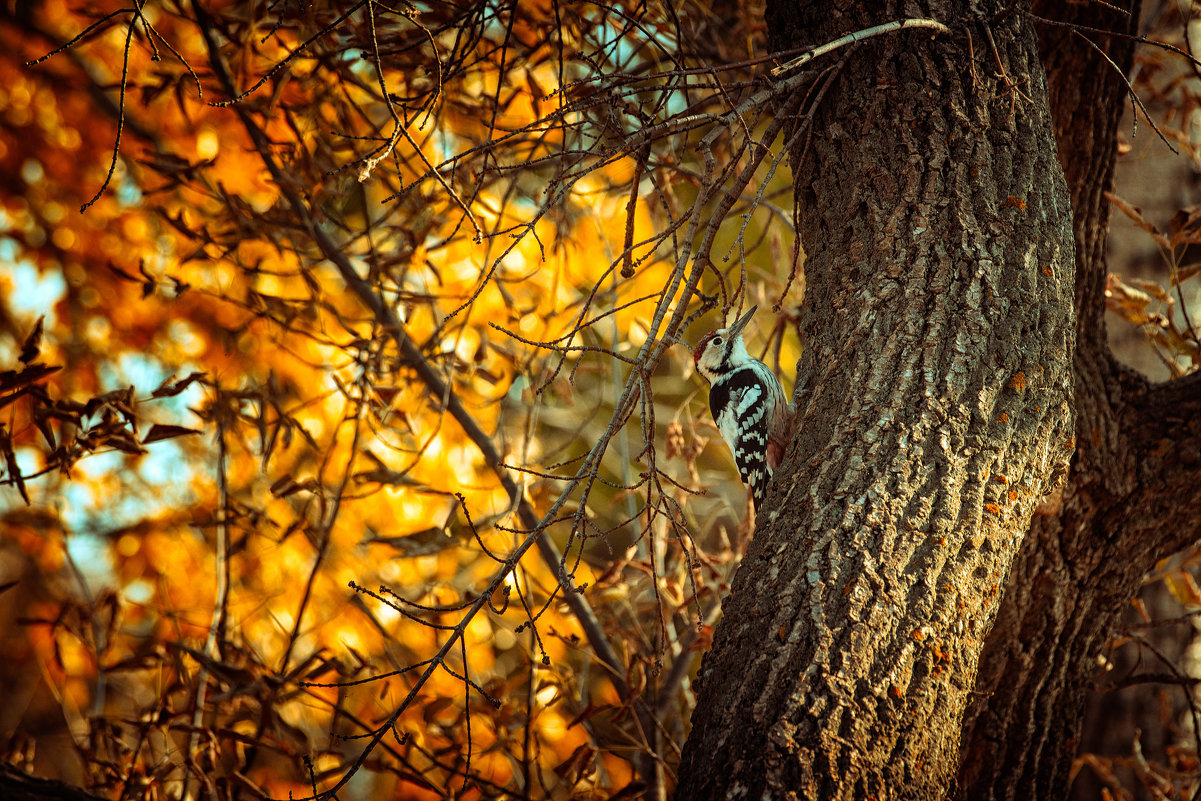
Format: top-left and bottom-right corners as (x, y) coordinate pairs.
(713, 337), (722, 345)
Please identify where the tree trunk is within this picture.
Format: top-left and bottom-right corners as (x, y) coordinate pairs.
(676, 3), (1077, 798)
(956, 2), (1201, 797)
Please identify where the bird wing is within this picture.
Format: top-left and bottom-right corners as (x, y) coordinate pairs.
(711, 370), (772, 509)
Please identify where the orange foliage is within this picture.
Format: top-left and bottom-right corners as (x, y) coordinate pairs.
(0, 2), (799, 799)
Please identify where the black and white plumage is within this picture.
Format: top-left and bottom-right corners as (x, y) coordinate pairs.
(692, 305), (793, 511)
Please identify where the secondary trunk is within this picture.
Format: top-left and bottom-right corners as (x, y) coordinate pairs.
(676, 3), (1077, 799)
(957, 2), (1201, 797)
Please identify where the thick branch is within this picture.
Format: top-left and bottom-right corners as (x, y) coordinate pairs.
(956, 2), (1201, 797)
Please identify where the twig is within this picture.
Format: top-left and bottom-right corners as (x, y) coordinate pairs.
(82, 11), (135, 212)
(1070, 29), (1178, 154)
(1129, 634), (1201, 774)
(208, 1), (367, 108)
(769, 18), (950, 77)
(184, 409), (232, 800)
(1025, 9), (1201, 70)
(192, 9), (650, 795)
(278, 385), (367, 674)
(25, 9), (133, 66)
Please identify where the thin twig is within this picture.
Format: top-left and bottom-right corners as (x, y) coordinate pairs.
(184, 409), (232, 800)
(769, 18), (950, 77)
(278, 384), (368, 674)
(1070, 29), (1178, 154)
(80, 11), (136, 212)
(193, 9), (655, 795)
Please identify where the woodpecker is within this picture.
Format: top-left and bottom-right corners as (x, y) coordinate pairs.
(692, 305), (793, 511)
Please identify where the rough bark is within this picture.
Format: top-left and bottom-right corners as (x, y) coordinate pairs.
(676, 3), (1076, 799)
(956, 2), (1201, 798)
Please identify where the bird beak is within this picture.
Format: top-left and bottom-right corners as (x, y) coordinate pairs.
(728, 305), (757, 337)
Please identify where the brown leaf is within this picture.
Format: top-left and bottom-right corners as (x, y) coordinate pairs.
(1169, 205), (1201, 246)
(566, 701), (609, 730)
(1177, 262), (1201, 283)
(421, 696), (455, 722)
(32, 407), (56, 450)
(19, 317), (43, 364)
(269, 475), (316, 498)
(1129, 277), (1169, 302)
(0, 426), (28, 504)
(0, 364), (61, 397)
(1165, 570), (1201, 607)
(142, 424), (202, 444)
(106, 430), (147, 455)
(0, 386), (30, 413)
(553, 743), (596, 782)
(86, 386), (137, 420)
(1106, 191), (1170, 248)
(151, 370), (206, 398)
(106, 262), (143, 283)
(270, 716), (312, 754)
(607, 781), (650, 801)
(1106, 274), (1154, 325)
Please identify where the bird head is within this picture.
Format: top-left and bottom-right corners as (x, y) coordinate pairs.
(693, 305), (756, 381)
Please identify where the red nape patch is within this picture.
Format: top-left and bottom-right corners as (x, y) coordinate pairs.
(693, 332), (716, 363)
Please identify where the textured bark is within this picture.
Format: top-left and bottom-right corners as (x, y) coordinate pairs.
(956, 2), (1201, 798)
(676, 3), (1077, 799)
